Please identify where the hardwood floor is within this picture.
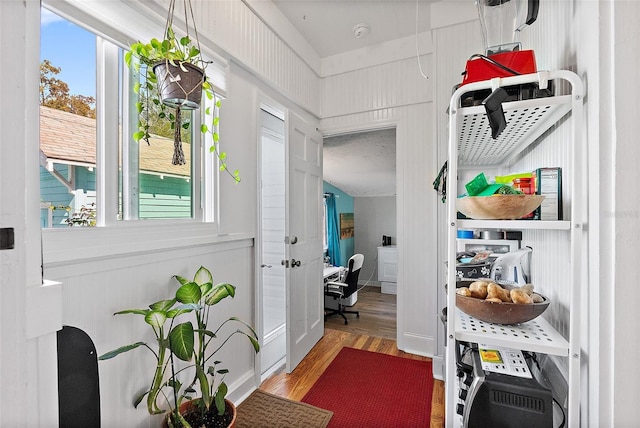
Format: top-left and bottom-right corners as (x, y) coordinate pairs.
(259, 286), (445, 428)
(324, 285), (397, 340)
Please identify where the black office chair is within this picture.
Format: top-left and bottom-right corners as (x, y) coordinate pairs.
(324, 253), (364, 324)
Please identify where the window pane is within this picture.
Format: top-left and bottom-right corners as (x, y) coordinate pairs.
(124, 59), (194, 220)
(40, 9), (97, 228)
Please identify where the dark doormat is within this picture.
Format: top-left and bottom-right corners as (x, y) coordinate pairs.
(236, 389), (333, 428)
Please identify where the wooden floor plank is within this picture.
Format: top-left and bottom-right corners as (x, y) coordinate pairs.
(259, 287), (445, 427)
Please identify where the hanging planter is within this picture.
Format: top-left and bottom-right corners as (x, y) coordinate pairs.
(124, 0), (240, 181)
(153, 60), (205, 110)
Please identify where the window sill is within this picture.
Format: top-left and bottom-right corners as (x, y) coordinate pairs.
(42, 222), (253, 266)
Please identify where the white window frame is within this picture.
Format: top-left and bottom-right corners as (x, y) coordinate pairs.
(41, 1), (228, 264)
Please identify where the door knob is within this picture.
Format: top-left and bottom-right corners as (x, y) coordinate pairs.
(261, 264), (272, 268)
(291, 259), (301, 267)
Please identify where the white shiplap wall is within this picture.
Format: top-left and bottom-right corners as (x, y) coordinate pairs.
(431, 7), (484, 375)
(46, 239), (255, 427)
(321, 55), (432, 118)
(320, 53), (437, 355)
(154, 0), (322, 116)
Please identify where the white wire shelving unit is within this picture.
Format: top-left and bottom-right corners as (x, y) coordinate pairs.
(444, 70), (584, 428)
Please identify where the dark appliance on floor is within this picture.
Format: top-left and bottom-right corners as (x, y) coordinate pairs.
(456, 341), (553, 428)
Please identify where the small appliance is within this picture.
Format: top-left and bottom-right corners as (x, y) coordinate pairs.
(457, 0), (553, 113)
(456, 341), (554, 428)
(461, 0), (539, 87)
(490, 247), (532, 285)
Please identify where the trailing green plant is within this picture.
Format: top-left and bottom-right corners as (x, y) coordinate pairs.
(48, 203), (97, 227)
(125, 25), (240, 182)
(99, 266), (259, 427)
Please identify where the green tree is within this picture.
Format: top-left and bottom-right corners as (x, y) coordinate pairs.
(40, 59), (96, 118)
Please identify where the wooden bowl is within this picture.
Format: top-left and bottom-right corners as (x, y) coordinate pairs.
(455, 281), (549, 325)
(457, 194), (545, 220)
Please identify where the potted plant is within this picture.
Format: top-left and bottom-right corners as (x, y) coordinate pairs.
(125, 0), (239, 182)
(99, 266), (260, 427)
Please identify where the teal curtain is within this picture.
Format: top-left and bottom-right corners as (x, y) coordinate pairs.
(326, 193), (341, 266)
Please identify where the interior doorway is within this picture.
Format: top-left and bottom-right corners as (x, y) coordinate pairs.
(258, 103), (324, 377)
(322, 128), (397, 337)
(259, 106), (286, 379)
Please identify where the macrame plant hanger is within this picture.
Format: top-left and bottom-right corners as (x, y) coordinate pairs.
(162, 0), (205, 165)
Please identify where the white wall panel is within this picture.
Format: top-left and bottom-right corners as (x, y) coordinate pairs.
(321, 55), (432, 118)
(354, 196), (397, 283)
(395, 103), (438, 355)
(45, 239), (255, 427)
(431, 15), (483, 370)
(204, 0), (320, 115)
(137, 0), (321, 116)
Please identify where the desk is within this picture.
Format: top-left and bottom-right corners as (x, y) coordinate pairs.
(323, 265), (344, 280)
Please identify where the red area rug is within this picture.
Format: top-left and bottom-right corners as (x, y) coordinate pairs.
(301, 347), (433, 427)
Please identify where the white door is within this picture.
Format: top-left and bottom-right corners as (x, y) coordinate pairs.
(285, 112), (324, 372)
(259, 108), (287, 378)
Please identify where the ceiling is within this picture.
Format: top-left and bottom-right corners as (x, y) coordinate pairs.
(272, 0), (433, 58)
(272, 0), (435, 197)
(323, 129), (396, 197)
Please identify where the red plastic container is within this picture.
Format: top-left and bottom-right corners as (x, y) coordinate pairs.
(512, 177), (535, 219)
(461, 50), (537, 87)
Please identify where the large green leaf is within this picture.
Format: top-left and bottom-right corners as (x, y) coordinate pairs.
(227, 317), (260, 352)
(176, 282), (201, 304)
(169, 322), (194, 361)
(193, 266), (213, 286)
(98, 342), (145, 360)
(200, 282), (213, 298)
(173, 274), (190, 287)
(145, 310), (167, 328)
(166, 303), (199, 318)
(214, 382), (228, 415)
(113, 308), (148, 316)
(149, 299), (176, 311)
(205, 284), (236, 305)
(195, 364), (211, 407)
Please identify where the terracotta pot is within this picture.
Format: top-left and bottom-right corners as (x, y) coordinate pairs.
(162, 399), (237, 428)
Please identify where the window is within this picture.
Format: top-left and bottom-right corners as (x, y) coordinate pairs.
(122, 57), (195, 220)
(39, 10), (98, 227)
(39, 6), (223, 228)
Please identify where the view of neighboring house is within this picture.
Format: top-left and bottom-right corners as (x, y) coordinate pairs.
(39, 106), (192, 226)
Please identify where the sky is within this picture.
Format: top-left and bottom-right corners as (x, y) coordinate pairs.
(40, 8), (97, 98)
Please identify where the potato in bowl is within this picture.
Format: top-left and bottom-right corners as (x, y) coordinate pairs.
(455, 279), (549, 325)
